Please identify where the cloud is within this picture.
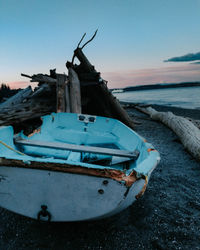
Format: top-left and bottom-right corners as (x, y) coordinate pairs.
(102, 64), (200, 88)
(190, 61), (200, 64)
(164, 52), (200, 62)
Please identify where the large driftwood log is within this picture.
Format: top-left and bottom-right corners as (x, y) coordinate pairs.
(138, 106), (200, 161)
(21, 73), (57, 84)
(68, 68), (81, 113)
(67, 47), (135, 128)
(99, 83), (135, 129)
(81, 85), (112, 117)
(73, 48), (95, 73)
(186, 117), (200, 130)
(0, 86), (32, 110)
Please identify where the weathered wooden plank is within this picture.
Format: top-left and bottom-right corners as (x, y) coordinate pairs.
(15, 138), (139, 159)
(68, 68), (81, 113)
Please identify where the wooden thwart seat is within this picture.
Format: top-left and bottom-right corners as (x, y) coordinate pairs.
(14, 138), (139, 159)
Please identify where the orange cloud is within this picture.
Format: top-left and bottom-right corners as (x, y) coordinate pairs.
(102, 64), (200, 88)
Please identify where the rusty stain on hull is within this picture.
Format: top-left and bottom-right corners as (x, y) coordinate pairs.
(0, 157), (140, 187)
(135, 175), (148, 199)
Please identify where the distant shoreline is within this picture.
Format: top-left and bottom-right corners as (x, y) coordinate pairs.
(111, 81), (200, 92)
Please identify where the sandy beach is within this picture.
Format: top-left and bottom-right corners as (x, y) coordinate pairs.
(0, 105), (200, 250)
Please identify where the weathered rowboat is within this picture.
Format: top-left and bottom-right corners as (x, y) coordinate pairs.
(0, 113), (160, 222)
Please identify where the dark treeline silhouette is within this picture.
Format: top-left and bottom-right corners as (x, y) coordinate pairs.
(0, 84), (20, 103)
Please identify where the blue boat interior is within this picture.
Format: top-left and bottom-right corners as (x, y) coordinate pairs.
(0, 113), (159, 175)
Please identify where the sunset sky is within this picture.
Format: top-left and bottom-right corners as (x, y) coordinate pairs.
(0, 0), (200, 89)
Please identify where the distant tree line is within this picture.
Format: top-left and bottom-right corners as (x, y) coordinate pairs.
(0, 84), (20, 103)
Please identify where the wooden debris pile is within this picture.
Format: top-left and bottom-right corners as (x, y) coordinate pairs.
(0, 31), (135, 131)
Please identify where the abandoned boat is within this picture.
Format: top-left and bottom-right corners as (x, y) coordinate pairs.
(0, 112), (160, 222)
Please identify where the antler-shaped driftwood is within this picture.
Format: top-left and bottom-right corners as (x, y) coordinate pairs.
(81, 29), (98, 49)
(71, 30), (98, 64)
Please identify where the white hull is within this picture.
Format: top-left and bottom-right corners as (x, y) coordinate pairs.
(0, 113), (160, 221)
(0, 166), (145, 222)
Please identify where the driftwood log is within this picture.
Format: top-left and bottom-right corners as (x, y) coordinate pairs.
(68, 68), (81, 113)
(56, 74), (67, 113)
(67, 41), (135, 129)
(98, 84), (135, 129)
(137, 106), (200, 161)
(0, 86), (32, 109)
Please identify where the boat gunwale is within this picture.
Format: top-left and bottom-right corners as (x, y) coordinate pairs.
(0, 156), (140, 187)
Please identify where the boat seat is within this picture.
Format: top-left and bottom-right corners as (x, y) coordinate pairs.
(14, 138), (139, 159)
(67, 152), (81, 162)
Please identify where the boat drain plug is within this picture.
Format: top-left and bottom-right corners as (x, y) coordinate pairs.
(98, 189), (104, 194)
(37, 205), (51, 222)
(103, 180), (108, 185)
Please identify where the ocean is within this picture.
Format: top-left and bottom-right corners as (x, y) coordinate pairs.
(114, 86), (200, 110)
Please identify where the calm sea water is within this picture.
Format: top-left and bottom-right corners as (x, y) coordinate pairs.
(114, 86), (200, 110)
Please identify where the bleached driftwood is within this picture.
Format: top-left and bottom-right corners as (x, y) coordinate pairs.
(138, 106), (200, 161)
(68, 68), (81, 113)
(0, 86), (32, 110)
(186, 117), (200, 130)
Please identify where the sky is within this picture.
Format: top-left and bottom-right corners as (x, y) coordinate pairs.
(0, 0), (200, 89)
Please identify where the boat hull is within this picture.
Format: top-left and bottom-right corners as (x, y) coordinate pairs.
(0, 166), (146, 222)
(0, 113), (160, 221)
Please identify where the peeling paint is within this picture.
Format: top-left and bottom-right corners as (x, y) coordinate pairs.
(28, 127), (41, 138)
(135, 175), (148, 199)
(0, 157), (141, 187)
(147, 148), (157, 153)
